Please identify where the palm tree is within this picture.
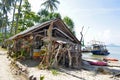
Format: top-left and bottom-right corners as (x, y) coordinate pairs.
(63, 16), (75, 35)
(38, 9), (49, 17)
(15, 0), (22, 34)
(13, 0), (39, 32)
(38, 9), (61, 23)
(0, 12), (2, 33)
(41, 0), (60, 12)
(37, 9), (50, 23)
(10, 0), (17, 36)
(0, 0), (13, 39)
(52, 13), (61, 19)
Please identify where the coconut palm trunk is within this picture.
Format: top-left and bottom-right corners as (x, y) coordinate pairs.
(15, 0), (22, 34)
(4, 12), (8, 39)
(11, 0), (17, 36)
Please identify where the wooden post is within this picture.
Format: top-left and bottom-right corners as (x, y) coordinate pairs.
(62, 52), (65, 67)
(46, 21), (54, 67)
(67, 49), (72, 68)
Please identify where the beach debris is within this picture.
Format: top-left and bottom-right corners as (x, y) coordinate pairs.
(95, 67), (111, 74)
(29, 75), (37, 80)
(111, 72), (120, 78)
(29, 75), (33, 80)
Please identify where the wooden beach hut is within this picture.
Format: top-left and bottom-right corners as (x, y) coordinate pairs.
(7, 18), (82, 69)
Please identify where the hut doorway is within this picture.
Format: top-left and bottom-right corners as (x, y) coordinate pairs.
(33, 35), (43, 58)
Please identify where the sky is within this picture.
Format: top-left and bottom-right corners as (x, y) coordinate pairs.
(28, 0), (120, 45)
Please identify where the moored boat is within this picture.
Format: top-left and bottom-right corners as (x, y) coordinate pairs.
(90, 40), (110, 55)
(89, 61), (107, 66)
(91, 49), (110, 55)
(103, 57), (119, 61)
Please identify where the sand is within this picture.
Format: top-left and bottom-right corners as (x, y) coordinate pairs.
(0, 50), (27, 80)
(28, 67), (118, 80)
(27, 60), (120, 80)
(0, 48), (120, 80)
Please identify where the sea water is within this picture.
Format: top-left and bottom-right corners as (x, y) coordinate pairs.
(107, 46), (120, 60)
(82, 46), (120, 61)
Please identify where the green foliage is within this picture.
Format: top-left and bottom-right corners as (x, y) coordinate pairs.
(0, 33), (3, 42)
(0, 0), (76, 42)
(41, 0), (60, 12)
(63, 16), (74, 28)
(0, 0), (13, 40)
(37, 9), (61, 23)
(38, 64), (48, 69)
(63, 16), (75, 35)
(13, 0), (39, 32)
(51, 69), (59, 76)
(40, 75), (45, 80)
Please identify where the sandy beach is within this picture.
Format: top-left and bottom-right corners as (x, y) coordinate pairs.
(0, 48), (120, 80)
(27, 58), (120, 80)
(28, 65), (120, 80)
(0, 49), (27, 80)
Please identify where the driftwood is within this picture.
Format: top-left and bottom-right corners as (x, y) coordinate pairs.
(58, 47), (67, 63)
(52, 44), (62, 68)
(110, 72), (120, 80)
(111, 72), (120, 78)
(47, 21), (54, 67)
(9, 58), (28, 79)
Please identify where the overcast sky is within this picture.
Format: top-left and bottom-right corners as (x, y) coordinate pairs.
(28, 0), (120, 45)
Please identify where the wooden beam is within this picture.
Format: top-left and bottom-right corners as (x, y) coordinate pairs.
(53, 28), (74, 41)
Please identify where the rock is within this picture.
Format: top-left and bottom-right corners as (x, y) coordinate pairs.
(29, 75), (33, 80)
(33, 77), (37, 80)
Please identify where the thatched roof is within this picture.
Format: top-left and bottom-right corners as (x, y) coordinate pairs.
(8, 18), (80, 44)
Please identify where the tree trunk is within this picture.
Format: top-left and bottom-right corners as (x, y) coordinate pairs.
(1, 15), (4, 42)
(4, 12), (8, 40)
(11, 0), (17, 36)
(15, 0), (22, 34)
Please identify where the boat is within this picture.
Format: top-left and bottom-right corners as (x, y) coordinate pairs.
(89, 61), (107, 66)
(84, 59), (107, 66)
(103, 57), (118, 61)
(90, 40), (110, 55)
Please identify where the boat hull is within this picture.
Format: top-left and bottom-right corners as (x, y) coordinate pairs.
(103, 57), (118, 61)
(89, 61), (107, 66)
(91, 50), (110, 55)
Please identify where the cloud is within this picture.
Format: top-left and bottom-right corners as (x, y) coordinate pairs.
(28, 0), (44, 12)
(96, 29), (111, 44)
(69, 8), (120, 17)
